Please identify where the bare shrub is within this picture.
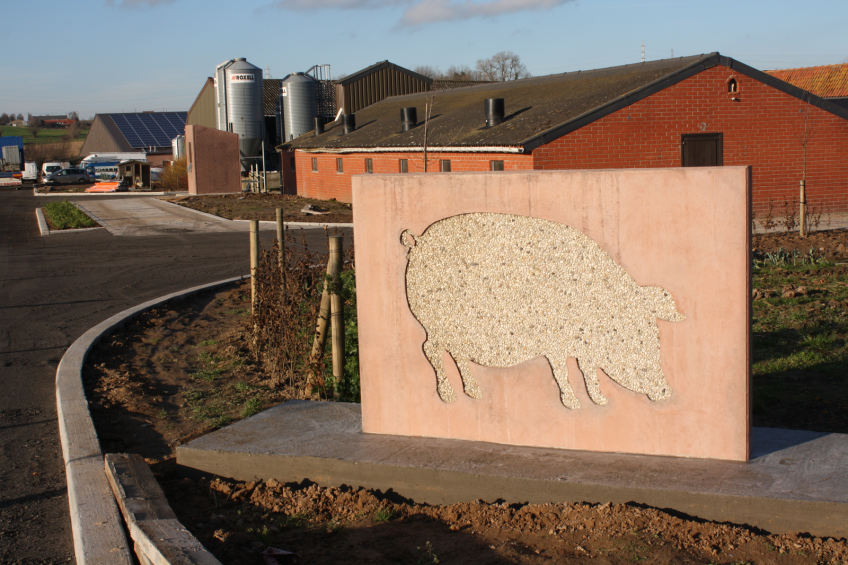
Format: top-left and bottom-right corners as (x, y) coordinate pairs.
(780, 199), (797, 233)
(24, 140), (79, 168)
(759, 199), (777, 233)
(250, 231), (358, 401)
(158, 157), (188, 190)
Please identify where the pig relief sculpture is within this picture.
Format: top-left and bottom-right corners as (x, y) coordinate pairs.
(401, 213), (685, 409)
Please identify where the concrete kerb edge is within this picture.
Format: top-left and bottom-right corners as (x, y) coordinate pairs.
(156, 197), (353, 229)
(56, 274), (248, 564)
(32, 186), (188, 197)
(36, 208), (49, 235)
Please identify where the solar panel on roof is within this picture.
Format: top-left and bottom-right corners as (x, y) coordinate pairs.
(109, 112), (187, 150)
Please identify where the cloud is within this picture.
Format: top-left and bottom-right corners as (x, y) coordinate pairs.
(269, 0), (572, 24)
(271, 0), (406, 9)
(399, 0), (573, 25)
(106, 0), (178, 6)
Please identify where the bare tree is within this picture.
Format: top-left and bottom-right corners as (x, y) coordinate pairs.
(64, 121), (81, 141)
(68, 111), (79, 121)
(795, 106), (818, 237)
(29, 122), (41, 139)
(475, 51), (531, 81)
(445, 65), (481, 81)
(0, 113), (8, 125)
(414, 65), (443, 79)
(15, 113), (23, 121)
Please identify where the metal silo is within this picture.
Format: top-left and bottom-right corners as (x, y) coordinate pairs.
(223, 58), (264, 168)
(172, 135), (185, 160)
(281, 73), (318, 142)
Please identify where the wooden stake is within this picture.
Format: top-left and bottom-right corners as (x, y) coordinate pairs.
(328, 236), (345, 401)
(250, 220), (259, 314)
(800, 179), (807, 237)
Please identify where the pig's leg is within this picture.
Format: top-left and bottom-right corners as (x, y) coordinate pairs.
(453, 357), (483, 399)
(423, 340), (457, 402)
(546, 355), (580, 409)
(577, 359), (609, 405)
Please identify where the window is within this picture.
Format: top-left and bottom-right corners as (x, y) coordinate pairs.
(336, 158), (344, 173)
(728, 78), (738, 93)
(365, 158), (373, 173)
(399, 159), (408, 173)
(490, 160), (504, 171)
(290, 157), (296, 171)
(440, 160), (451, 172)
(311, 157), (317, 172)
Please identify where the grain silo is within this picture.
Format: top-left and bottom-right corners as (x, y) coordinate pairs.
(214, 58), (264, 169)
(280, 73), (318, 142)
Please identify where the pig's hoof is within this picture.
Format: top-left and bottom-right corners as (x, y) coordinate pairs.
(438, 386), (457, 403)
(561, 394), (581, 409)
(464, 385), (483, 399)
(589, 393), (609, 406)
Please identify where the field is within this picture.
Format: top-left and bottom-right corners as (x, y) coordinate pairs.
(0, 125), (89, 145)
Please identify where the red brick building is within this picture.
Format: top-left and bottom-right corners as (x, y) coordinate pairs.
(281, 53), (848, 216)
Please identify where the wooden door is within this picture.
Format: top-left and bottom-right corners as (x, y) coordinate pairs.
(682, 133), (723, 167)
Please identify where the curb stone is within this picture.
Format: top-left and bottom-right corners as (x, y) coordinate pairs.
(56, 275), (247, 564)
(157, 198), (354, 229)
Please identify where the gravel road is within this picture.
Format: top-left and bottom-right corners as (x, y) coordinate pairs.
(0, 189), (350, 563)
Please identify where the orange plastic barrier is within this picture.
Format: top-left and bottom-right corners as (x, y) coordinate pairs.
(85, 182), (121, 193)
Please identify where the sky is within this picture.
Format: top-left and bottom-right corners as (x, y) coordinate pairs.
(1, 0), (846, 119)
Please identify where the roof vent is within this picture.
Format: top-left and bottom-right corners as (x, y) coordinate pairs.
(401, 107), (417, 132)
(314, 117), (325, 136)
(342, 113), (356, 135)
(484, 98), (505, 128)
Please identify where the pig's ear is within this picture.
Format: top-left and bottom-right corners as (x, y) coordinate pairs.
(641, 286), (685, 322)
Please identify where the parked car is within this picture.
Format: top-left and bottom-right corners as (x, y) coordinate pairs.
(41, 161), (71, 178)
(45, 168), (92, 185)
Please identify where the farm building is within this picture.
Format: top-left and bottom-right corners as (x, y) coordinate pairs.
(766, 63), (848, 110)
(280, 52), (848, 217)
(80, 112), (187, 166)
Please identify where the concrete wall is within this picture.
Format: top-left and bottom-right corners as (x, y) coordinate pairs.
(353, 168), (751, 461)
(186, 125), (241, 195)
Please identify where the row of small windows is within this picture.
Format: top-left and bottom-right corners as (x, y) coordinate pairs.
(305, 158), (506, 173)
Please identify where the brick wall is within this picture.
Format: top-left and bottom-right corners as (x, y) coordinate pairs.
(533, 65), (848, 216)
(291, 65), (848, 214)
(294, 150), (533, 203)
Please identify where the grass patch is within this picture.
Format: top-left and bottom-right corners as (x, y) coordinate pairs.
(190, 368), (222, 382)
(373, 508), (394, 522)
(42, 200), (97, 230)
(241, 398), (262, 418)
(197, 339), (218, 347)
(752, 262), (848, 432)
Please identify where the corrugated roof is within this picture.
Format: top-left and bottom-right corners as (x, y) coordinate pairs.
(335, 61), (433, 86)
(285, 54), (711, 150)
(264, 79), (282, 115)
(766, 64), (848, 99)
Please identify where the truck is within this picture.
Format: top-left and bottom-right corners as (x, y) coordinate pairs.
(0, 136), (24, 187)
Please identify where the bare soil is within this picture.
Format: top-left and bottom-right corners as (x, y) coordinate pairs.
(82, 228), (848, 565)
(156, 472), (847, 565)
(167, 193), (353, 224)
(753, 228), (848, 260)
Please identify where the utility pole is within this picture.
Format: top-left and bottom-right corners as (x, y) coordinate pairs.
(641, 41), (645, 63)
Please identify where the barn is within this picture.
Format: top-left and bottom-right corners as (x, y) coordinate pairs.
(281, 52), (848, 217)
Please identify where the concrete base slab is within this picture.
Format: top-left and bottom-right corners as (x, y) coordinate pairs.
(177, 401), (848, 539)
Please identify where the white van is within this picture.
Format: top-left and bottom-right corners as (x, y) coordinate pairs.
(23, 162), (38, 182)
(41, 161), (71, 178)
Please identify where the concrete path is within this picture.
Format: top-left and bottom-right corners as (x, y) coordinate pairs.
(73, 197), (245, 237)
(0, 188), (351, 563)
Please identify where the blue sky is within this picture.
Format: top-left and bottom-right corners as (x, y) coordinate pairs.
(1, 0), (845, 118)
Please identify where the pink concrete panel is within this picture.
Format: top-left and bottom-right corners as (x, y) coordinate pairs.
(352, 168), (751, 461)
(186, 124), (241, 195)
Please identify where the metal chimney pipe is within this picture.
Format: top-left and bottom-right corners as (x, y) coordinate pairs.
(314, 117), (325, 136)
(342, 113), (356, 135)
(401, 107), (417, 132)
(485, 98), (505, 127)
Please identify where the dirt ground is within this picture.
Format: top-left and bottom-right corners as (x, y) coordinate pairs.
(82, 228), (848, 564)
(167, 193), (353, 223)
(155, 471), (847, 565)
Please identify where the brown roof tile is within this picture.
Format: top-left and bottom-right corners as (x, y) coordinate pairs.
(766, 64), (848, 99)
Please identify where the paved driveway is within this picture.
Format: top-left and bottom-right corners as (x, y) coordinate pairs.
(0, 189), (351, 563)
(72, 197), (248, 237)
